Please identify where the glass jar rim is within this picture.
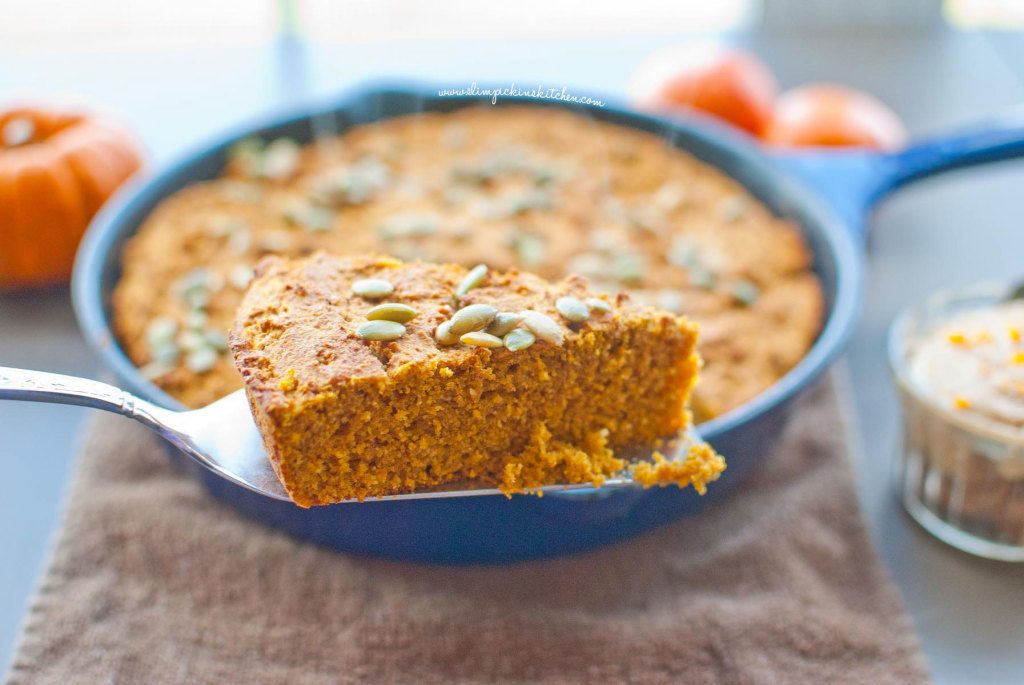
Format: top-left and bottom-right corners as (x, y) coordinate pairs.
(888, 280), (1024, 447)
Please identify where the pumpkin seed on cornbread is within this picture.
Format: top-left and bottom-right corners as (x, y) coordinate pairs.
(731, 279), (760, 306)
(486, 312), (522, 337)
(352, 277), (394, 299)
(434, 320), (460, 346)
(460, 331), (504, 348)
(519, 310), (564, 345)
(456, 263), (488, 299)
(448, 304), (498, 336)
(366, 302), (419, 323)
(503, 328), (536, 351)
(585, 298), (612, 315)
(229, 253), (721, 506)
(356, 320), (405, 341)
(556, 296), (589, 323)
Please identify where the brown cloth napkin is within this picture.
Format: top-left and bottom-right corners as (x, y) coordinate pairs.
(8, 375), (930, 684)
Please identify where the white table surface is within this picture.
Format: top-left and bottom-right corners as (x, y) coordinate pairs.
(2, 25), (1024, 683)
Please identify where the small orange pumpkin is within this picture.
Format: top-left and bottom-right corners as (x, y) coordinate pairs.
(0, 105), (144, 288)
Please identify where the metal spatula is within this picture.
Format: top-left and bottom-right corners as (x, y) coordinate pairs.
(1, 366), (700, 504)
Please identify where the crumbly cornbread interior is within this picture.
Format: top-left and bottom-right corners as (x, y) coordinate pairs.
(230, 253), (722, 506)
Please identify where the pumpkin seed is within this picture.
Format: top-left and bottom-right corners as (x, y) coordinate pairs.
(230, 265), (255, 290)
(141, 360), (175, 380)
(351, 278), (395, 299)
(145, 317), (178, 349)
(567, 252), (607, 279)
(718, 195), (748, 222)
(460, 331), (504, 348)
(442, 124), (467, 149)
(451, 164), (495, 186)
(668, 238), (699, 268)
(519, 310), (564, 345)
(219, 181), (263, 203)
(206, 215), (247, 238)
(259, 230), (292, 252)
(689, 265), (717, 290)
(601, 196), (629, 223)
(434, 320), (460, 346)
(653, 181), (689, 212)
(556, 297), (590, 323)
(178, 329), (208, 352)
(585, 298), (612, 315)
(148, 342), (179, 366)
(449, 220), (473, 241)
(357, 320), (405, 341)
(184, 310), (208, 330)
(511, 232), (547, 268)
(456, 264), (488, 298)
(587, 228), (618, 254)
(204, 330), (229, 352)
(486, 312), (522, 337)
(442, 187), (466, 209)
(503, 328), (536, 351)
(227, 225), (253, 253)
(533, 167), (557, 187)
(366, 302), (419, 324)
(145, 318), (180, 366)
(449, 304), (498, 336)
(282, 203), (333, 232)
(470, 198), (502, 220)
(176, 269), (223, 310)
(228, 137), (264, 175)
(628, 206), (665, 234)
(505, 188), (554, 215)
(258, 138), (300, 180)
(185, 347), (220, 374)
(731, 279), (760, 306)
(377, 212), (440, 241)
(656, 290), (686, 314)
(612, 252), (647, 285)
(312, 157), (391, 206)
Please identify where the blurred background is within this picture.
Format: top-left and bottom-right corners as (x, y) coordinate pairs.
(3, 1), (1024, 682)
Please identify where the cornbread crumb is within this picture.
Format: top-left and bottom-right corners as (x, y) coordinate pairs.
(231, 253), (717, 506)
(631, 444), (726, 495)
(278, 368), (297, 391)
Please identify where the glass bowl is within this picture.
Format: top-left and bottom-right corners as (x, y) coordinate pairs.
(889, 282), (1024, 561)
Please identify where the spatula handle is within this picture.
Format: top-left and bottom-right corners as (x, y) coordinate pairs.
(0, 366), (137, 415)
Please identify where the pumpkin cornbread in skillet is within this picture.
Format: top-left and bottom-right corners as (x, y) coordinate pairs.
(113, 106), (822, 420)
(229, 252), (723, 506)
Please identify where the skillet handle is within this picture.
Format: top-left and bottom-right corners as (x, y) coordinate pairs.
(774, 110), (1024, 241)
(880, 108), (1024, 193)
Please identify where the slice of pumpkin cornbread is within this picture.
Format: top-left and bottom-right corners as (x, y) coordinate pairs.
(230, 252), (722, 507)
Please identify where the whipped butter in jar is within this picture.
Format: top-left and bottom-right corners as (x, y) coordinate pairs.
(890, 285), (1024, 561)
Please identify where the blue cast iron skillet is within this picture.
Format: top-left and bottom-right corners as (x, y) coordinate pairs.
(72, 83), (1024, 564)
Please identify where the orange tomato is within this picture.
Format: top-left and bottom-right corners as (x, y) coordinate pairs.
(765, 84), (906, 150)
(629, 43), (779, 137)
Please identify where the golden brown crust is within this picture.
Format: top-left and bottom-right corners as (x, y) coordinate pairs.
(114, 106), (823, 415)
(230, 253), (713, 506)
